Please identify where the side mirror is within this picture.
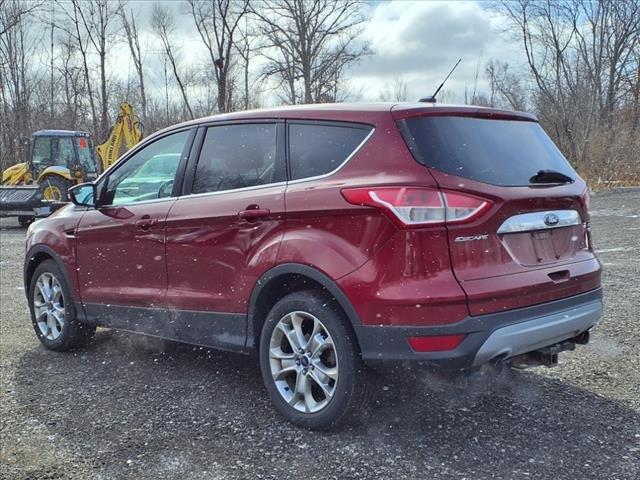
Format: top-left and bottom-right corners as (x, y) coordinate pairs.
(69, 182), (97, 208)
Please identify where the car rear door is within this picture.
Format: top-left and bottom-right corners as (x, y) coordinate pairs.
(75, 129), (194, 332)
(397, 112), (601, 315)
(165, 122), (286, 350)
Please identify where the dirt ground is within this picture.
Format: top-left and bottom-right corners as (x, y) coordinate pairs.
(1, 188), (639, 479)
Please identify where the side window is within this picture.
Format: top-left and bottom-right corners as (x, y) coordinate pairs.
(32, 137), (52, 168)
(288, 123), (371, 180)
(101, 130), (190, 206)
(76, 137), (97, 175)
(192, 123), (280, 194)
(56, 138), (75, 167)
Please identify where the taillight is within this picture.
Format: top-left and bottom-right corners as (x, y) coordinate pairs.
(341, 187), (490, 227)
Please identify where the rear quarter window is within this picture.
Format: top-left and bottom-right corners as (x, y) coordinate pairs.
(288, 123), (371, 180)
(400, 116), (576, 186)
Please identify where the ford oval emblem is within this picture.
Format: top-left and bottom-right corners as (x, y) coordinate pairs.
(544, 213), (560, 226)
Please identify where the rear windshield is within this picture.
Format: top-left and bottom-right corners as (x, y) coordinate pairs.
(400, 116), (576, 186)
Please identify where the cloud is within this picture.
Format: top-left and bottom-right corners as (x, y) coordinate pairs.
(350, 1), (523, 101)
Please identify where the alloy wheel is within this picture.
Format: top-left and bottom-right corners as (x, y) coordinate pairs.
(33, 272), (65, 340)
(269, 311), (339, 413)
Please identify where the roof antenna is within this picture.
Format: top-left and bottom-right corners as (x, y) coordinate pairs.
(419, 58), (462, 103)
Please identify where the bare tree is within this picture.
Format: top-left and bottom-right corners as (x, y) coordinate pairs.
(72, 0), (119, 138)
(574, 0), (640, 125)
(56, 0), (98, 135)
(485, 60), (528, 111)
(57, 33), (87, 129)
(496, 0), (640, 166)
(118, 2), (147, 122)
(151, 3), (194, 119)
(378, 78), (409, 102)
(186, 0), (250, 113)
(0, 0), (43, 37)
(493, 0), (640, 186)
(235, 13), (264, 110)
(252, 0), (368, 104)
(0, 0), (43, 167)
(630, 49), (640, 132)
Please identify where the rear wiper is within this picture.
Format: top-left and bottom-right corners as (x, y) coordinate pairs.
(529, 169), (574, 184)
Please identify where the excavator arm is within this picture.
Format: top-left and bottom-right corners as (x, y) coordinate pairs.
(95, 102), (143, 172)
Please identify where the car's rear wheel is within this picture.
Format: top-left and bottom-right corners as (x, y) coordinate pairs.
(259, 290), (372, 429)
(28, 260), (95, 351)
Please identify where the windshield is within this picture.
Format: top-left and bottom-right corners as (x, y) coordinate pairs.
(400, 116), (576, 186)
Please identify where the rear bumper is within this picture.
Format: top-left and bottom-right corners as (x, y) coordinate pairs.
(354, 288), (603, 369)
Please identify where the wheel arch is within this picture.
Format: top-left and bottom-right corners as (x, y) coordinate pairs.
(24, 245), (80, 305)
(36, 167), (73, 183)
(246, 263), (362, 350)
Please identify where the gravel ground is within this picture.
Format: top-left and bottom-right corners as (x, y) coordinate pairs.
(1, 188), (639, 480)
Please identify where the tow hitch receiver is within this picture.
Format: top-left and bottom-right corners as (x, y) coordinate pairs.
(509, 335), (586, 369)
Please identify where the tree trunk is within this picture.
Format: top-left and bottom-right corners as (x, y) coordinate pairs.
(99, 50), (108, 138)
(244, 49), (249, 110)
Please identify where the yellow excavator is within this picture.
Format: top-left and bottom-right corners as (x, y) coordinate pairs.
(0, 103), (142, 226)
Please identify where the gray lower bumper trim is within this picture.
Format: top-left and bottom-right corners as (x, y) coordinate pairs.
(473, 299), (602, 366)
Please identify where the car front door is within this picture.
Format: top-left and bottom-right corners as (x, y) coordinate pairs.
(75, 129), (193, 333)
(165, 122), (286, 350)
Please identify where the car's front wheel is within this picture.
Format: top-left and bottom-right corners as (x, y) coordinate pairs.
(28, 259), (95, 351)
(259, 290), (372, 429)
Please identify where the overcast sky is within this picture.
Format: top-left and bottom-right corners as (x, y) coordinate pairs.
(104, 0), (525, 105)
(352, 1), (523, 101)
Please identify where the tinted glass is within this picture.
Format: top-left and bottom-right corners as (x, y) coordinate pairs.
(102, 130), (189, 206)
(192, 124), (280, 194)
(289, 124), (371, 180)
(402, 116), (576, 186)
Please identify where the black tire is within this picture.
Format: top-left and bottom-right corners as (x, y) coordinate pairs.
(28, 259), (95, 351)
(39, 176), (71, 202)
(18, 216), (34, 227)
(259, 290), (373, 430)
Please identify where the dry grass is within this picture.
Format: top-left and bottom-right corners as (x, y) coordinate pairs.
(576, 122), (640, 191)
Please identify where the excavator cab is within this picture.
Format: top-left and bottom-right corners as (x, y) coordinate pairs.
(1, 103), (142, 226)
(0, 131), (97, 225)
(29, 130), (98, 188)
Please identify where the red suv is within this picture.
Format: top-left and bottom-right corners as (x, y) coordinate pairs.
(24, 103), (602, 429)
